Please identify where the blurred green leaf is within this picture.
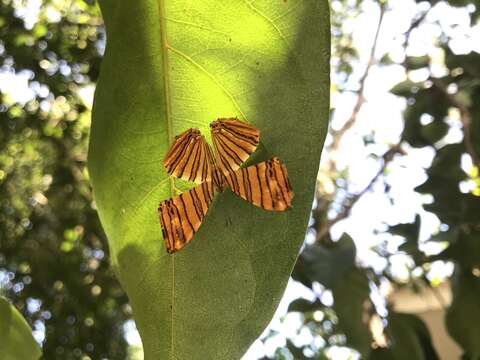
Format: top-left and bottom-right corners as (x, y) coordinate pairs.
(445, 48), (480, 78)
(293, 234), (356, 289)
(288, 298), (323, 313)
(368, 347), (396, 360)
(415, 145), (464, 195)
(390, 215), (428, 263)
(432, 230), (480, 268)
(286, 340), (309, 360)
(446, 267), (480, 359)
(0, 297), (42, 360)
(419, 120), (449, 144)
(387, 312), (439, 360)
(390, 214), (421, 253)
(413, 143), (480, 226)
(423, 194), (480, 226)
(332, 268), (372, 358)
(88, 0), (330, 358)
(379, 53), (394, 66)
(401, 86), (450, 147)
(390, 80), (422, 98)
(405, 56), (430, 70)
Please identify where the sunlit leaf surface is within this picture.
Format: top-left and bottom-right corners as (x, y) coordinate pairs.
(89, 0), (330, 358)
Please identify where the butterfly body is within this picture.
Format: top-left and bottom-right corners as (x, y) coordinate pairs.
(158, 118), (293, 253)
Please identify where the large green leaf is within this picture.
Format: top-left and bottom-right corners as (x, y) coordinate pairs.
(88, 0), (330, 358)
(0, 297), (42, 360)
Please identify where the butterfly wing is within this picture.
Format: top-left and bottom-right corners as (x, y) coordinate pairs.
(225, 157), (293, 211)
(210, 118), (260, 174)
(163, 128), (215, 184)
(158, 181), (216, 253)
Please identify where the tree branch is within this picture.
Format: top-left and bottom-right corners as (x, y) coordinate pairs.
(316, 3), (389, 242)
(403, 0), (440, 48)
(316, 143), (403, 243)
(328, 3), (386, 157)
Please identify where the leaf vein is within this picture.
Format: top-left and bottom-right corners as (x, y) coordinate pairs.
(244, 0), (293, 53)
(165, 17), (231, 38)
(168, 45), (248, 122)
(157, 1), (176, 358)
(132, 177), (171, 215)
(271, 3), (302, 22)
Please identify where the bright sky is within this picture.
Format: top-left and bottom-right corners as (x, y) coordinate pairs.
(2, 0), (478, 359)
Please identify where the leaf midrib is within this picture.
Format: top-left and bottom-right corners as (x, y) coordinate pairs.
(157, 0), (175, 358)
(158, 0), (173, 151)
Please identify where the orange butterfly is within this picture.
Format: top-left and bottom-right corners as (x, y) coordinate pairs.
(158, 118), (294, 253)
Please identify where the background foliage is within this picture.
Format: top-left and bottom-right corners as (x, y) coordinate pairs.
(0, 1), (129, 359)
(0, 0), (479, 359)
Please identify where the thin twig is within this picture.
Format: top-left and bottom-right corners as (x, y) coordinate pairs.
(316, 143), (403, 242)
(316, 3), (388, 242)
(403, 0), (440, 48)
(318, 0), (439, 243)
(328, 3), (386, 158)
